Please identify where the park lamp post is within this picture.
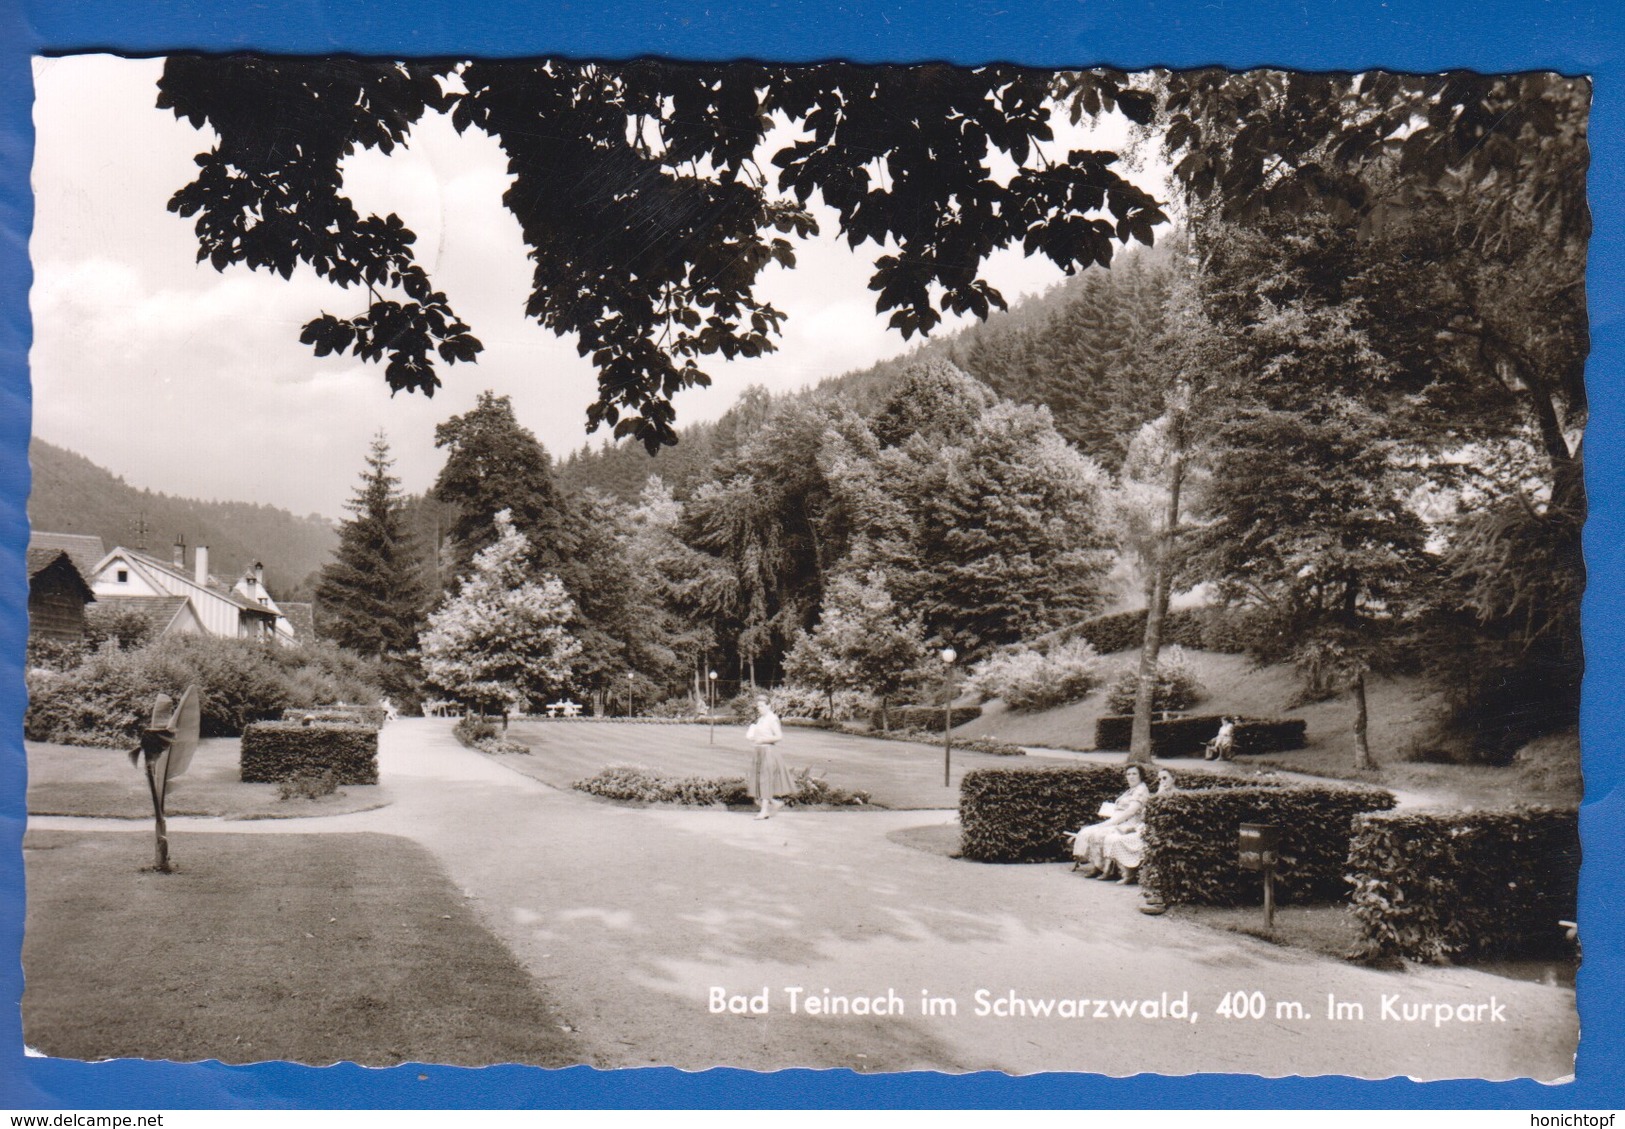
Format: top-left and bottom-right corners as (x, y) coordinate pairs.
(626, 671), (635, 718)
(708, 669), (719, 745)
(940, 646), (957, 787)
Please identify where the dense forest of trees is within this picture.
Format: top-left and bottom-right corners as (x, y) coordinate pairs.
(191, 60), (1580, 762)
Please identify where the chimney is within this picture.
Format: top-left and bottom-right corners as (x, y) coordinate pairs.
(172, 536), (186, 569)
(195, 545), (209, 586)
(253, 561), (265, 589)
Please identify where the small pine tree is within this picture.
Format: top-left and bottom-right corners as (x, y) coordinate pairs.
(419, 510), (582, 719)
(316, 433), (425, 660)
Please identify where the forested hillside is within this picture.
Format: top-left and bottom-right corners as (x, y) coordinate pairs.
(557, 243), (1178, 500)
(28, 439), (337, 599)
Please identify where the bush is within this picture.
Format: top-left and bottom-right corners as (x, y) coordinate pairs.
(24, 635), (383, 747)
(283, 704), (387, 728)
(573, 764), (870, 807)
(26, 636), (86, 674)
(856, 725), (1025, 756)
(1347, 808), (1579, 963)
(1061, 607), (1248, 656)
(1093, 714), (1308, 757)
(958, 765), (1263, 862)
(1103, 647), (1204, 715)
(452, 713), (531, 754)
(872, 704), (984, 730)
(769, 684), (869, 722)
(970, 640), (1103, 711)
(241, 721), (379, 785)
(1140, 784), (1396, 907)
(277, 770), (338, 801)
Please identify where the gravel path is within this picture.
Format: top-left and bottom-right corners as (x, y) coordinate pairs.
(31, 718), (1577, 1079)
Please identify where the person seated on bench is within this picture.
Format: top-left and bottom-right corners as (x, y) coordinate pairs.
(1069, 764), (1150, 878)
(1104, 767), (1177, 885)
(1205, 716), (1237, 761)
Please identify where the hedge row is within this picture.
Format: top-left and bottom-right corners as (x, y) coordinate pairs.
(1094, 714), (1307, 757)
(1141, 785), (1395, 907)
(958, 765), (1269, 862)
(1347, 808), (1579, 962)
(874, 704), (984, 730)
(240, 721), (379, 785)
(1063, 608), (1248, 656)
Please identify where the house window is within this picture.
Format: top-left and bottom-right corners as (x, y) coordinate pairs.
(116, 569), (128, 583)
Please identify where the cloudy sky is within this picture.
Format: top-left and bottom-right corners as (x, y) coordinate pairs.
(30, 54), (1168, 521)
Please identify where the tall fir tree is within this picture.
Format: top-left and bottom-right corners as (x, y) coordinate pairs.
(316, 433), (424, 660)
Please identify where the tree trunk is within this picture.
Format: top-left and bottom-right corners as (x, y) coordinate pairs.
(881, 695), (890, 733)
(1352, 670), (1374, 769)
(1130, 410), (1187, 763)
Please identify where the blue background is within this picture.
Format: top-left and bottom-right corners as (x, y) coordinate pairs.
(0, 0), (1619, 1110)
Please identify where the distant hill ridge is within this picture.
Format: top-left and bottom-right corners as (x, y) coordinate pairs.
(27, 439), (337, 601)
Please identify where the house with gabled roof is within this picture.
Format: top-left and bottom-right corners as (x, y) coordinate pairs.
(88, 540), (283, 642)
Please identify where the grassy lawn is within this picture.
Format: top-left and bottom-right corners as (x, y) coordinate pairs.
(26, 737), (389, 820)
(494, 720), (1018, 809)
(22, 829), (578, 1067)
(958, 648), (1582, 808)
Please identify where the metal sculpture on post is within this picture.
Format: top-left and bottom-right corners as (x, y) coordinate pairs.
(128, 685), (200, 873)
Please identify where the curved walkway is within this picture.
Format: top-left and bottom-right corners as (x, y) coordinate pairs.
(32, 719), (1577, 1079)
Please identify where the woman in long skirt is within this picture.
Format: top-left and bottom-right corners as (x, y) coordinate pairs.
(1069, 764), (1150, 877)
(745, 696), (795, 819)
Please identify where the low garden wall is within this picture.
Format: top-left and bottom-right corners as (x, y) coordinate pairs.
(1093, 714), (1307, 757)
(959, 765), (1273, 863)
(1347, 807), (1579, 962)
(240, 720), (379, 785)
(1140, 784), (1395, 906)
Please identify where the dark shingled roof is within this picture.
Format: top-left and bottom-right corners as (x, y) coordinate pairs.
(26, 548), (95, 600)
(28, 532), (106, 578)
(87, 595), (190, 637)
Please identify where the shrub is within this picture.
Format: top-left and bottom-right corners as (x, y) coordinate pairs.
(26, 636), (87, 674)
(872, 704), (984, 730)
(573, 764), (870, 807)
(24, 635), (383, 747)
(855, 725), (1025, 756)
(970, 640), (1103, 711)
(83, 602), (156, 653)
(958, 765), (1262, 862)
(452, 713), (530, 754)
(1347, 808), (1579, 963)
(574, 766), (753, 806)
(277, 770), (338, 801)
(1093, 715), (1308, 757)
(1140, 784), (1396, 907)
(1103, 647), (1204, 715)
(241, 721), (379, 785)
(283, 704), (387, 728)
(1060, 607), (1248, 656)
(770, 684), (869, 722)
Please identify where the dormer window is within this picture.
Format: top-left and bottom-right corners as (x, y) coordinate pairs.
(116, 569), (128, 583)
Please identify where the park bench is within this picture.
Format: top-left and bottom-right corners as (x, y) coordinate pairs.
(545, 700), (583, 718)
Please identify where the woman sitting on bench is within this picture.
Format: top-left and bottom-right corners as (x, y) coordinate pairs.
(1070, 764), (1150, 879)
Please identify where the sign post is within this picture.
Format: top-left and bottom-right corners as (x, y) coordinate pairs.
(1238, 822), (1279, 931)
(130, 686), (200, 873)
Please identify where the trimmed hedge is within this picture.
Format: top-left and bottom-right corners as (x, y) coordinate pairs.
(1141, 785), (1395, 907)
(1063, 608), (1248, 656)
(1347, 808), (1579, 962)
(874, 704), (984, 730)
(1094, 714), (1307, 757)
(958, 765), (1267, 862)
(241, 721), (379, 785)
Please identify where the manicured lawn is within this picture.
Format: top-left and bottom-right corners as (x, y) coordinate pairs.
(26, 737), (388, 819)
(22, 829), (579, 1067)
(495, 720), (1022, 809)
